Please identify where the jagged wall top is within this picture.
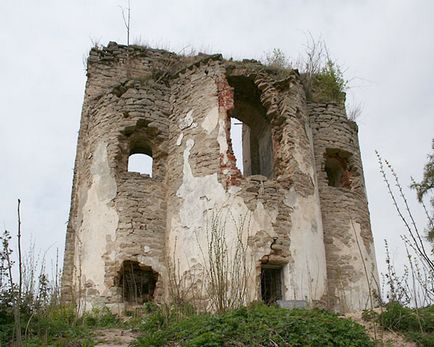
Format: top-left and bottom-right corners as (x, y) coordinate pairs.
(86, 42), (304, 90)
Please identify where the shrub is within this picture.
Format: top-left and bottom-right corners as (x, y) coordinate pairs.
(263, 41), (348, 105)
(265, 48), (290, 70)
(135, 303), (374, 347)
(82, 307), (121, 328)
(379, 302), (434, 346)
(0, 311), (14, 346)
(311, 59), (347, 104)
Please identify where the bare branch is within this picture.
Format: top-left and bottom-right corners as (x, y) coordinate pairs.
(119, 0), (131, 46)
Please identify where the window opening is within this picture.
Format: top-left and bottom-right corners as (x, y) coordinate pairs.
(325, 157), (344, 187)
(127, 140), (153, 177)
(128, 153), (153, 176)
(227, 76), (273, 178)
(260, 266), (283, 304)
(230, 118), (244, 173)
(324, 148), (353, 188)
(118, 261), (158, 304)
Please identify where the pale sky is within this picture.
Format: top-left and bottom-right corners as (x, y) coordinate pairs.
(0, 0), (433, 286)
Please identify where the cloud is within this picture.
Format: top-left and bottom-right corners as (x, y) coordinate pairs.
(0, 0), (432, 287)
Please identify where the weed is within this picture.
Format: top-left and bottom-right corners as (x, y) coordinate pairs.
(134, 303), (374, 347)
(377, 152), (434, 309)
(377, 150), (434, 346)
(378, 302), (434, 346)
(347, 102), (363, 121)
(264, 37), (348, 105)
(264, 48), (291, 71)
(362, 308), (379, 322)
(0, 200), (125, 345)
(201, 209), (252, 313)
(311, 59), (347, 104)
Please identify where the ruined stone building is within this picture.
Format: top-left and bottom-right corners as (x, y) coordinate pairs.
(62, 42), (379, 313)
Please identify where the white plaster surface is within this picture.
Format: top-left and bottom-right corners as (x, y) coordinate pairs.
(201, 106), (219, 135)
(179, 109), (197, 130)
(73, 142), (119, 304)
(176, 132), (184, 146)
(168, 107), (328, 305)
(285, 188), (328, 301)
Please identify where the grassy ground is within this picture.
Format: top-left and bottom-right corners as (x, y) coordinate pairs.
(2, 302), (433, 346)
(0, 306), (122, 346)
(133, 303), (374, 347)
(369, 302), (434, 347)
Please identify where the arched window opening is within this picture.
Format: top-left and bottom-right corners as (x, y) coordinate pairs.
(227, 75), (273, 178)
(128, 153), (153, 176)
(127, 141), (153, 176)
(118, 261), (158, 305)
(324, 148), (353, 188)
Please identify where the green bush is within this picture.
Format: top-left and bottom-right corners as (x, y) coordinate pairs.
(135, 303), (374, 347)
(82, 306), (121, 328)
(0, 311), (14, 346)
(311, 59), (347, 104)
(380, 302), (434, 333)
(379, 302), (434, 347)
(265, 48), (290, 70)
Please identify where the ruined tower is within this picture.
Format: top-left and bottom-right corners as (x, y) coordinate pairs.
(62, 42), (378, 313)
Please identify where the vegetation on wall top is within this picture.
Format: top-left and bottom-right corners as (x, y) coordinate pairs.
(263, 39), (348, 105)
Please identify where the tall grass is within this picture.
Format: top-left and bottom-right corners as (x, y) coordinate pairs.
(0, 199), (107, 345)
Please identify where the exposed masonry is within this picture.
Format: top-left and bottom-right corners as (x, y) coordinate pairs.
(62, 42), (379, 313)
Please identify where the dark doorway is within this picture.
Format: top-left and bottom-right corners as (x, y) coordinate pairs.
(118, 261), (158, 304)
(260, 266), (282, 304)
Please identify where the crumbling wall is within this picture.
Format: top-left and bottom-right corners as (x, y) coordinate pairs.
(166, 60), (328, 307)
(62, 42), (377, 313)
(309, 103), (379, 312)
(62, 43), (175, 311)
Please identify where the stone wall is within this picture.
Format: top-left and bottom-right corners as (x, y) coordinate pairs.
(62, 43), (175, 310)
(309, 103), (379, 311)
(62, 42), (377, 313)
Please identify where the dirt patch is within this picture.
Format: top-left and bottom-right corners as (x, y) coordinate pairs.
(93, 328), (139, 347)
(346, 310), (416, 347)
